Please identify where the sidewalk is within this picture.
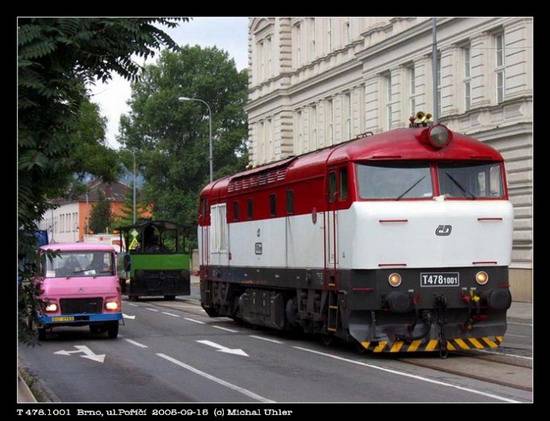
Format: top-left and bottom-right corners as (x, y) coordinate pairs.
(508, 301), (533, 321)
(17, 373), (37, 403)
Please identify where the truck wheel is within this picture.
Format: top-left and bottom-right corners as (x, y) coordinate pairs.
(106, 322), (119, 339)
(37, 327), (47, 341)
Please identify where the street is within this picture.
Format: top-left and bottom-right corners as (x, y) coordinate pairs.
(18, 284), (532, 403)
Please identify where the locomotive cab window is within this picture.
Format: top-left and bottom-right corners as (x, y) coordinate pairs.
(247, 198), (253, 219)
(339, 168), (348, 200)
(328, 171), (337, 203)
(438, 161), (504, 199)
(233, 201), (240, 221)
(356, 162), (433, 199)
(269, 193), (277, 217)
(286, 190), (294, 214)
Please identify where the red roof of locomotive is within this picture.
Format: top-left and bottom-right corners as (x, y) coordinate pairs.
(201, 127), (503, 200)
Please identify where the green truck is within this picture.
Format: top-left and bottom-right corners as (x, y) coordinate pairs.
(116, 220), (191, 300)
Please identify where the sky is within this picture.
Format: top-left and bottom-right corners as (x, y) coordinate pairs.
(88, 17), (249, 149)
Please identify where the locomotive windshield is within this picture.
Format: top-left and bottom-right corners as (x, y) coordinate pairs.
(437, 162), (504, 199)
(356, 162), (433, 199)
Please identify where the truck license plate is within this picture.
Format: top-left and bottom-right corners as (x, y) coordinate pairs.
(52, 316), (75, 322)
(420, 272), (459, 287)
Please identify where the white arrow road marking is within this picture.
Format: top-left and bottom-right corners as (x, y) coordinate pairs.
(54, 345), (105, 363)
(196, 340), (249, 357)
(123, 313), (136, 320)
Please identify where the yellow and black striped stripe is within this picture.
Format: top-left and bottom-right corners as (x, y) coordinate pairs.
(360, 336), (504, 353)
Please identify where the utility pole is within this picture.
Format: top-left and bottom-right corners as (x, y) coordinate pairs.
(432, 17), (439, 123)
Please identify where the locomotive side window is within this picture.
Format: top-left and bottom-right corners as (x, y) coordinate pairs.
(356, 162), (432, 199)
(328, 171), (337, 203)
(247, 198), (253, 219)
(438, 162), (504, 198)
(339, 168), (348, 200)
(286, 190), (294, 214)
(233, 201), (240, 221)
(270, 193), (277, 217)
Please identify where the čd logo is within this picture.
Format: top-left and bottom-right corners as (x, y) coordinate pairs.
(435, 225), (452, 236)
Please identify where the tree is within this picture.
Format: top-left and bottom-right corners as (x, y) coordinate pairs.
(118, 46), (249, 242)
(111, 188), (151, 228)
(88, 190), (113, 234)
(18, 18), (186, 344)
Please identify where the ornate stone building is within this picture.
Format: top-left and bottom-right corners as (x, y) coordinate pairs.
(245, 17), (533, 301)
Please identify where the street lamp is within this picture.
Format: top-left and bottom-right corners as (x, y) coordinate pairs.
(178, 96), (213, 183)
(132, 150), (136, 224)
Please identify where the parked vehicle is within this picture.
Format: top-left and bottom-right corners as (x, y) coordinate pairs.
(116, 220), (191, 301)
(35, 243), (122, 340)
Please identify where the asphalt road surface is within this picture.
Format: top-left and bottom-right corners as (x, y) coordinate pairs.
(19, 288), (532, 403)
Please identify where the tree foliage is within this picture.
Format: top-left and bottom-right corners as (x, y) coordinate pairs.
(18, 17), (185, 344)
(118, 46), (249, 243)
(88, 190), (113, 234)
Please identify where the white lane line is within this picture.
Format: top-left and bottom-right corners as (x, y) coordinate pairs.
(125, 303), (139, 307)
(506, 333), (530, 338)
(162, 312), (181, 318)
(156, 353), (274, 403)
(145, 308), (159, 312)
(212, 325), (239, 333)
(124, 339), (148, 349)
(508, 321), (532, 327)
(293, 346), (519, 403)
(476, 349), (533, 360)
(249, 335), (284, 344)
(184, 317), (206, 325)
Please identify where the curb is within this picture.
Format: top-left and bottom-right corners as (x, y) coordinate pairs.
(18, 355), (61, 403)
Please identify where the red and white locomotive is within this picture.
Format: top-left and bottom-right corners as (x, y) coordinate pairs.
(198, 118), (513, 354)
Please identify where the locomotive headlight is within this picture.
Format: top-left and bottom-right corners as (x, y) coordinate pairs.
(428, 125), (451, 148)
(475, 271), (489, 286)
(388, 273), (402, 288)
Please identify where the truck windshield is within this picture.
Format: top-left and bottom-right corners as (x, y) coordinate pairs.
(438, 162), (504, 199)
(42, 251), (115, 278)
(356, 162), (433, 199)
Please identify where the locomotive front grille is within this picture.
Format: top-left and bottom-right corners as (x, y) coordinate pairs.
(59, 297), (103, 314)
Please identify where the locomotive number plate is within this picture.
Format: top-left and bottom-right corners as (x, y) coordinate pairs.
(420, 272), (459, 287)
(52, 316), (74, 322)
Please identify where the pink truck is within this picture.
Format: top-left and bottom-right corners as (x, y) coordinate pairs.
(35, 243), (122, 340)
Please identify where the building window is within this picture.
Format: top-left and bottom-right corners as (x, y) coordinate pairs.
(344, 19), (351, 44)
(247, 198), (253, 220)
(73, 212), (78, 232)
(385, 73), (392, 130)
(310, 19), (316, 60)
(408, 65), (416, 117)
(266, 37), (272, 79)
(286, 190), (294, 214)
(269, 193), (277, 217)
(463, 45), (471, 111)
(326, 99), (334, 145)
(296, 110), (303, 155)
(495, 32), (505, 104)
(343, 92), (351, 139)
